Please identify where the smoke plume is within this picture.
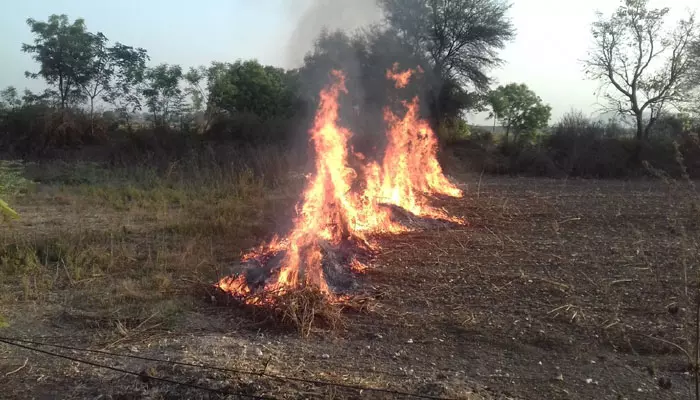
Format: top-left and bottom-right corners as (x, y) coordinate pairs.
(285, 0), (382, 68)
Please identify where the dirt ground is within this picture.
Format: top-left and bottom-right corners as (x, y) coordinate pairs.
(1, 175), (699, 399)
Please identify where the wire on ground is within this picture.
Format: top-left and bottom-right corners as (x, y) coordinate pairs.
(0, 336), (454, 400)
(0, 337), (271, 399)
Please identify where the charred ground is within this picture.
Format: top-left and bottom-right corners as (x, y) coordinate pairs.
(1, 169), (698, 399)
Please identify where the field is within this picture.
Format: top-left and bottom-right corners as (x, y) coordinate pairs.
(1, 162), (698, 399)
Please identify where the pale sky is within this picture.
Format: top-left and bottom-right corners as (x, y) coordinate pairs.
(0, 0), (697, 125)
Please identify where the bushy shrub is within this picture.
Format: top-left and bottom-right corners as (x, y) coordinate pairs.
(0, 106), (107, 157)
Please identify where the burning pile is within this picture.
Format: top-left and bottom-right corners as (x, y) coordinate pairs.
(217, 65), (463, 303)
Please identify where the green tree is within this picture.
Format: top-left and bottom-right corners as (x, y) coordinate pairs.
(584, 0), (697, 141)
(184, 66), (215, 133)
(142, 64), (183, 127)
(378, 0), (515, 126)
(208, 60), (298, 119)
(102, 44), (149, 129)
(80, 41), (148, 133)
(487, 83), (552, 142)
(22, 14), (149, 133)
(22, 15), (94, 108)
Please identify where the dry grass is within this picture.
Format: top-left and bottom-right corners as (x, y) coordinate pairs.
(0, 160), (298, 342)
(268, 287), (346, 337)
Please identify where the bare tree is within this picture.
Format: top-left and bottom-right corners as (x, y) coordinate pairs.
(584, 0), (697, 141)
(687, 39), (700, 113)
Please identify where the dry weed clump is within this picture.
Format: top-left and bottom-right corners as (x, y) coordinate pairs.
(209, 285), (368, 337)
(250, 287), (346, 337)
(220, 286), (379, 337)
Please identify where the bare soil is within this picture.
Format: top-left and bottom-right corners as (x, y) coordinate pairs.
(1, 175), (698, 399)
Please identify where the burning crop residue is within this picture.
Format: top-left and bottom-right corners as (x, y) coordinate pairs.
(216, 65), (464, 307)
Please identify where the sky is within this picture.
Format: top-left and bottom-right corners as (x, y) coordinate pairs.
(0, 0), (697, 125)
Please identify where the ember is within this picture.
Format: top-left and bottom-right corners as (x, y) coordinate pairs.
(216, 65), (464, 304)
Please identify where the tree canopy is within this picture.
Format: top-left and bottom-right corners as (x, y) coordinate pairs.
(487, 83), (552, 141)
(22, 14), (149, 132)
(379, 0), (515, 126)
(207, 60), (300, 120)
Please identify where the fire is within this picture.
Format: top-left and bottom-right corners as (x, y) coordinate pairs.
(217, 65), (463, 302)
(366, 65), (463, 221)
(386, 62), (414, 89)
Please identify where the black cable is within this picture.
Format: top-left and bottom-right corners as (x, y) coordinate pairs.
(13, 332), (413, 378)
(0, 336), (453, 400)
(16, 331), (451, 379)
(0, 337), (273, 400)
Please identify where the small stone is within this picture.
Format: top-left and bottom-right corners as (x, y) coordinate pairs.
(321, 354), (330, 359)
(407, 339), (414, 344)
(585, 378), (593, 384)
(255, 348), (263, 357)
(555, 374), (564, 381)
(129, 346), (139, 353)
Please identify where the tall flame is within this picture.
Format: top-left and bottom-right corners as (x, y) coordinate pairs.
(366, 65), (463, 219)
(217, 65), (463, 300)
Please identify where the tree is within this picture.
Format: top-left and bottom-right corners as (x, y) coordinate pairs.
(691, 40), (700, 85)
(584, 0), (697, 141)
(102, 44), (149, 130)
(487, 83), (552, 142)
(378, 0), (515, 126)
(141, 64), (183, 128)
(22, 14), (149, 133)
(184, 66), (217, 133)
(208, 60), (299, 119)
(73, 31), (109, 133)
(299, 29), (374, 135)
(0, 87), (22, 111)
(78, 40), (148, 134)
(22, 15), (94, 108)
(687, 39), (700, 114)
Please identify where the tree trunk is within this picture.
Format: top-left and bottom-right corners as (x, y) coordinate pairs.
(635, 112), (644, 141)
(643, 117), (657, 139)
(59, 75), (66, 109)
(89, 97), (95, 137)
(630, 111), (646, 165)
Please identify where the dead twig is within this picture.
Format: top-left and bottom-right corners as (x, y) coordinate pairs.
(556, 217), (581, 225)
(4, 358), (28, 376)
(610, 279), (634, 285)
(645, 335), (692, 366)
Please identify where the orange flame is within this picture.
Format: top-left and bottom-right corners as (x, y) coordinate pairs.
(367, 65), (463, 220)
(217, 66), (463, 301)
(386, 62), (414, 89)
